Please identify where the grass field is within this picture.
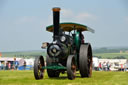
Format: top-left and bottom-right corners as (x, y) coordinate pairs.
(94, 53), (128, 59)
(0, 70), (128, 85)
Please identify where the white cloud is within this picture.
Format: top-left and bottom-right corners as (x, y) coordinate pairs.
(60, 9), (97, 23)
(47, 9), (74, 25)
(75, 13), (95, 22)
(45, 8), (97, 26)
(61, 9), (73, 18)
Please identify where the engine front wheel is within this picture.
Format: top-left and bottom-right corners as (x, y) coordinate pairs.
(67, 55), (76, 80)
(34, 56), (45, 80)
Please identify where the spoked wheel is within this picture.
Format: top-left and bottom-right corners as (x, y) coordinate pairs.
(67, 55), (76, 80)
(79, 43), (93, 77)
(46, 56), (60, 78)
(34, 56), (45, 80)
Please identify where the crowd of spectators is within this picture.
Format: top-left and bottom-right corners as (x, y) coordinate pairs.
(0, 58), (19, 70)
(98, 61), (111, 71)
(95, 61), (128, 71)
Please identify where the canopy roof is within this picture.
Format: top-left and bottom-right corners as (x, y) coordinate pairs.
(46, 22), (95, 33)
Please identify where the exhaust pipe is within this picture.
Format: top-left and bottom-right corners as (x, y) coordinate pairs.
(52, 7), (61, 41)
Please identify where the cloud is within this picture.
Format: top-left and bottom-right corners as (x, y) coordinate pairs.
(75, 13), (96, 22)
(43, 8), (97, 26)
(60, 9), (97, 23)
(47, 9), (74, 25)
(61, 9), (73, 18)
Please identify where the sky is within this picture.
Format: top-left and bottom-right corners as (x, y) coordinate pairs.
(0, 0), (128, 52)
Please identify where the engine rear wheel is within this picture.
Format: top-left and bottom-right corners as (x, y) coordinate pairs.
(79, 43), (92, 77)
(67, 55), (76, 80)
(34, 56), (45, 80)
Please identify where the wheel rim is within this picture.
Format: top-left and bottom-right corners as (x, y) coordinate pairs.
(34, 56), (45, 80)
(71, 59), (76, 76)
(88, 54), (92, 77)
(38, 60), (44, 78)
(67, 55), (76, 80)
(87, 44), (92, 77)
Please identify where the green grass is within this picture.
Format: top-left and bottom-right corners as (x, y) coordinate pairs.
(94, 53), (128, 59)
(0, 70), (128, 85)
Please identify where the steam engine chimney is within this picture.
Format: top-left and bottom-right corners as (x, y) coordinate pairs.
(52, 7), (61, 41)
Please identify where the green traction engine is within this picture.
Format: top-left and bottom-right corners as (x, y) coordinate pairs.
(33, 7), (95, 80)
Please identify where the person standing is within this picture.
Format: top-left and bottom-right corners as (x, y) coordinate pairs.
(23, 61), (26, 70)
(8, 62), (11, 70)
(81, 33), (85, 43)
(1, 62), (4, 70)
(5, 62), (8, 70)
(3, 62), (6, 70)
(120, 64), (124, 71)
(99, 62), (102, 71)
(106, 61), (110, 71)
(124, 63), (127, 72)
(102, 62), (105, 71)
(0, 62), (1, 70)
(14, 58), (19, 70)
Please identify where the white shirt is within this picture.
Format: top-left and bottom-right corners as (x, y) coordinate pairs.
(0, 62), (1, 66)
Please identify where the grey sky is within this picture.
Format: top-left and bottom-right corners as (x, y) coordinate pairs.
(0, 0), (128, 52)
